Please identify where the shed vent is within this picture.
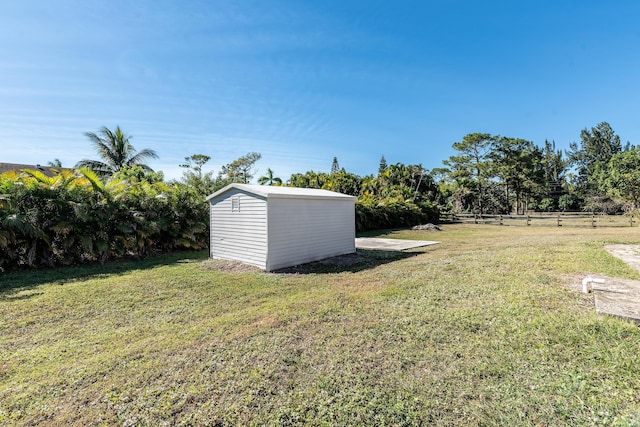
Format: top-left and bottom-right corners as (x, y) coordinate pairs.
(231, 195), (240, 212)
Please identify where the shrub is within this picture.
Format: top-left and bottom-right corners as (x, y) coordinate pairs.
(0, 169), (209, 271)
(355, 196), (439, 232)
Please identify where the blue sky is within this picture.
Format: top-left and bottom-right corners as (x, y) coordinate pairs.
(2, 1), (640, 181)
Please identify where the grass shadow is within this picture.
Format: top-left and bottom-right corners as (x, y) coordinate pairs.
(272, 248), (425, 274)
(0, 250), (210, 295)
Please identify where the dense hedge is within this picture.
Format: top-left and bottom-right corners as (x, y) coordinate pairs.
(355, 197), (439, 232)
(0, 169), (208, 271)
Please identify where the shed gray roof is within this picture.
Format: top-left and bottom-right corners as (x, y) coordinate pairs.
(206, 183), (357, 201)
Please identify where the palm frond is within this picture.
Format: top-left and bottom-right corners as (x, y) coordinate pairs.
(0, 194), (14, 211)
(104, 178), (129, 199)
(57, 169), (78, 190)
(2, 214), (50, 244)
(20, 169), (54, 186)
(127, 148), (159, 167)
(78, 167), (108, 197)
(75, 159), (111, 174)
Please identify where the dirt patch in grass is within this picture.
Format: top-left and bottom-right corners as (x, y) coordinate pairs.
(200, 251), (419, 275)
(275, 253), (365, 274)
(198, 255), (368, 274)
(200, 259), (263, 273)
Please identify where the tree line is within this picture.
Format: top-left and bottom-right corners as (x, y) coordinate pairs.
(3, 121), (639, 270)
(42, 121), (640, 218)
(438, 122), (639, 215)
(156, 120), (640, 231)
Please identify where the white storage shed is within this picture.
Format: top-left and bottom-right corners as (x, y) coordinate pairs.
(206, 184), (357, 271)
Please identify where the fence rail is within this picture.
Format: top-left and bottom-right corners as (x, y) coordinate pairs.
(440, 212), (637, 228)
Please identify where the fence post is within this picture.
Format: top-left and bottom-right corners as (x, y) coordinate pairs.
(557, 214), (561, 227)
(631, 215), (635, 227)
(499, 215), (503, 225)
(474, 214), (478, 224)
(527, 215), (531, 226)
(592, 215), (596, 228)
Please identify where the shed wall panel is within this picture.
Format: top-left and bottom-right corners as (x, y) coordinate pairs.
(266, 198), (355, 271)
(209, 190), (268, 268)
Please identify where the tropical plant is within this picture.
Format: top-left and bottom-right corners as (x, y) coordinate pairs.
(258, 168), (282, 186)
(322, 170), (361, 196)
(75, 126), (159, 178)
(0, 166), (208, 271)
(288, 171), (329, 189)
(355, 196), (438, 232)
(288, 161), (440, 231)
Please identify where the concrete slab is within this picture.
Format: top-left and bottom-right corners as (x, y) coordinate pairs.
(355, 237), (440, 251)
(604, 244), (640, 272)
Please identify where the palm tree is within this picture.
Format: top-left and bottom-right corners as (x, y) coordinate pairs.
(258, 168), (282, 186)
(75, 126), (158, 178)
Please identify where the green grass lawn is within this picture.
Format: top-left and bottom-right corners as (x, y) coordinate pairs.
(2, 225), (640, 426)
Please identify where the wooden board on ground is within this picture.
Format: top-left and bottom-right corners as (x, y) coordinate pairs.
(355, 238), (439, 251)
(592, 278), (640, 323)
(589, 244), (640, 322)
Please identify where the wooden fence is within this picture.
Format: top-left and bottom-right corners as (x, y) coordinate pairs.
(440, 212), (637, 228)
